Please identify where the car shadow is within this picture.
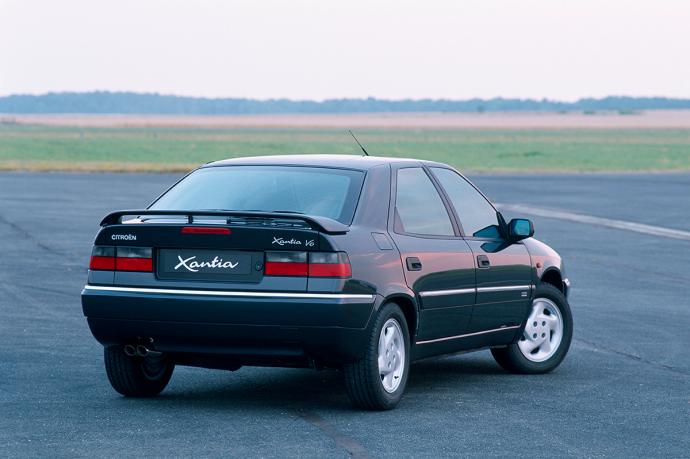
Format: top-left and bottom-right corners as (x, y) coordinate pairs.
(127, 353), (509, 412)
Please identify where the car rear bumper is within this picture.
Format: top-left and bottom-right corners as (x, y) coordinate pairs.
(81, 285), (378, 365)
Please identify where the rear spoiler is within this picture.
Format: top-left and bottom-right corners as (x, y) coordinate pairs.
(100, 209), (350, 234)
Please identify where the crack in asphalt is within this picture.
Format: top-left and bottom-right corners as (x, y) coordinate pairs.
(10, 282), (78, 298)
(296, 410), (371, 459)
(0, 214), (66, 258)
(575, 338), (690, 376)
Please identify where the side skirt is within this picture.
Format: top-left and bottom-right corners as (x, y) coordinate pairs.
(411, 326), (521, 361)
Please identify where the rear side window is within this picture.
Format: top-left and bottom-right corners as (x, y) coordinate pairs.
(394, 168), (454, 236)
(431, 167), (501, 238)
(150, 166), (365, 224)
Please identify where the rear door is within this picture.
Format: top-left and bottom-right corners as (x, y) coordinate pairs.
(388, 166), (476, 344)
(429, 167), (532, 333)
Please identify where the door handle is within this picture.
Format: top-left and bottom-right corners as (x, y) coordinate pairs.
(406, 257), (423, 271)
(477, 255), (491, 269)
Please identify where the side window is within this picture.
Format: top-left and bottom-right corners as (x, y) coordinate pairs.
(395, 168), (454, 236)
(431, 167), (501, 238)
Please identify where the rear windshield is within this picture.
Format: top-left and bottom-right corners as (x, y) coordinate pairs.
(150, 165), (365, 224)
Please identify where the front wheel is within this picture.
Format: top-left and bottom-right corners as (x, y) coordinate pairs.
(344, 303), (410, 410)
(104, 346), (174, 397)
(491, 283), (573, 374)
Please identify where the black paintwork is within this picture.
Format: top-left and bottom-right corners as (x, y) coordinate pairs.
(100, 209), (350, 234)
(81, 155), (568, 369)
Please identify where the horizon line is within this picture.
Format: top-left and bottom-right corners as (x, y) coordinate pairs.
(2, 91), (690, 103)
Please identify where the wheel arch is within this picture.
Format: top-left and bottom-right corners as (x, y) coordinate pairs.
(383, 293), (419, 341)
(540, 268), (564, 293)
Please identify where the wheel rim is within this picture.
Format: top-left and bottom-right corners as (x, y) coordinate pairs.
(518, 297), (564, 362)
(378, 318), (405, 393)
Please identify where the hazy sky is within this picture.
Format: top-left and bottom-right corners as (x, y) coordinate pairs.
(1, 0), (689, 100)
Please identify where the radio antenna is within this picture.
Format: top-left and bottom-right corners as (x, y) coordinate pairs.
(348, 130), (370, 156)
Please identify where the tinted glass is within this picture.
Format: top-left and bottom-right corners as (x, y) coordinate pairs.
(150, 166), (364, 224)
(431, 167), (500, 238)
(395, 168), (454, 236)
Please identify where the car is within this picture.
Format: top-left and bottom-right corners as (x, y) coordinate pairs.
(81, 155), (573, 410)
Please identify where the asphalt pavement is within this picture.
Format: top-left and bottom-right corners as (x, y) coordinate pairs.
(0, 171), (688, 458)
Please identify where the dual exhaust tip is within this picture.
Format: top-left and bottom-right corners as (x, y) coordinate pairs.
(123, 344), (162, 358)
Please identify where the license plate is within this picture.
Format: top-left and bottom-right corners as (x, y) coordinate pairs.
(157, 249), (253, 281)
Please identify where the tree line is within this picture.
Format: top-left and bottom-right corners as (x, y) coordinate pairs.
(1, 91), (689, 114)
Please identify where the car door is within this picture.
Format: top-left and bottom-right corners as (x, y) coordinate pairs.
(388, 166), (476, 346)
(429, 167), (533, 334)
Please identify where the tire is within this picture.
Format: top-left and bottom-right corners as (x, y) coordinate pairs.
(491, 283), (573, 374)
(104, 346), (174, 397)
(344, 302), (410, 410)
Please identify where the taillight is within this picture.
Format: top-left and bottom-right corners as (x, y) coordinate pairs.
(115, 247), (153, 272)
(308, 252), (352, 277)
(89, 246), (152, 272)
(265, 252), (308, 276)
(89, 246), (115, 270)
(264, 251), (351, 278)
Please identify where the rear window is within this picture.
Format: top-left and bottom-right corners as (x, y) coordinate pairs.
(149, 166), (365, 224)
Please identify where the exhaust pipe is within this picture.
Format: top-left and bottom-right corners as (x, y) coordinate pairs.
(135, 344), (162, 358)
(123, 344), (136, 357)
(136, 345), (150, 357)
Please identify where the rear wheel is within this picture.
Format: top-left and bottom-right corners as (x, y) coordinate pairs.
(104, 346), (174, 397)
(491, 283), (573, 374)
(344, 303), (410, 410)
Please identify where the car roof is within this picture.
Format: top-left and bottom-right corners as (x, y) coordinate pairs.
(204, 154), (449, 171)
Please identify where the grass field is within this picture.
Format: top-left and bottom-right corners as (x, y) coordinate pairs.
(1, 122), (690, 172)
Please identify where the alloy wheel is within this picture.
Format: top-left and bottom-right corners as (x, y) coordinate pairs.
(518, 297), (564, 362)
(378, 318), (405, 393)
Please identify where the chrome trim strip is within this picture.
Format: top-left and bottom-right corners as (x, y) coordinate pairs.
(419, 288), (475, 298)
(476, 285), (532, 293)
(83, 285), (375, 301)
(420, 284), (533, 297)
(416, 325), (522, 345)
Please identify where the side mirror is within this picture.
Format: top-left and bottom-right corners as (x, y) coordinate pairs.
(508, 218), (534, 241)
